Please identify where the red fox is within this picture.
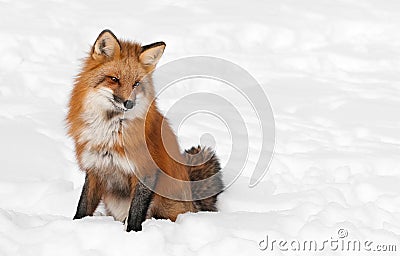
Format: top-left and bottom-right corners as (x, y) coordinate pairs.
(66, 30), (223, 232)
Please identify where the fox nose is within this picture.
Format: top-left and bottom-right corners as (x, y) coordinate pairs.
(124, 100), (135, 109)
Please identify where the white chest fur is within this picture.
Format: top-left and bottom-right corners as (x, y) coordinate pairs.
(80, 147), (133, 174)
(78, 90), (134, 174)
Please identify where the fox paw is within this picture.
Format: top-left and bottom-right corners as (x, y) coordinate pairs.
(126, 223), (142, 232)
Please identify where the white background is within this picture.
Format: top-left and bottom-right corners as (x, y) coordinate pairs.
(0, 0), (399, 255)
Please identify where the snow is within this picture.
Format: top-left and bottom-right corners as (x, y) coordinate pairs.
(1, 0), (400, 255)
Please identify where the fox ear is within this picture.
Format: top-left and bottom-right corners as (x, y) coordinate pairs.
(92, 29), (121, 60)
(139, 42), (166, 66)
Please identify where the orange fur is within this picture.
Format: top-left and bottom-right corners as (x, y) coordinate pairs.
(67, 30), (195, 223)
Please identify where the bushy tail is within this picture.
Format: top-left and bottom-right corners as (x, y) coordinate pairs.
(184, 146), (224, 212)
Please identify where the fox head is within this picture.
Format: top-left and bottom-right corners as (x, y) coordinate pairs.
(76, 29), (165, 120)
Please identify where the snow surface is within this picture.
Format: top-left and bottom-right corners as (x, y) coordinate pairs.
(1, 0), (400, 255)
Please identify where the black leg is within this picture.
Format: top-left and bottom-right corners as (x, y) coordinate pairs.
(126, 175), (157, 232)
(73, 173), (101, 219)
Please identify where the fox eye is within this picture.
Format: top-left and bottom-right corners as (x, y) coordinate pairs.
(133, 81), (140, 88)
(110, 76), (119, 83)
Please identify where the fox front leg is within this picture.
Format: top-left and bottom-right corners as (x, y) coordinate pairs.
(126, 175), (157, 232)
(73, 173), (102, 219)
